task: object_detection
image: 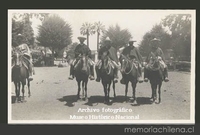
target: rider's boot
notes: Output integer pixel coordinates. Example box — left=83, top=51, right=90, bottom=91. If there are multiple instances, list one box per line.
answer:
left=28, top=65, right=33, bottom=81
left=68, top=65, right=74, bottom=80
left=137, top=65, right=143, bottom=83
left=114, top=68, right=118, bottom=83
left=120, top=76, right=126, bottom=84
left=89, top=66, right=95, bottom=80
left=144, top=67, right=149, bottom=82
left=163, top=68, right=169, bottom=82
left=95, top=66, right=101, bottom=82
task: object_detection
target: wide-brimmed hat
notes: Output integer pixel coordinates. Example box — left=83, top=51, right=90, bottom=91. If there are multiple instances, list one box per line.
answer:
left=105, top=37, right=111, bottom=41
left=77, top=36, right=86, bottom=40
left=129, top=37, right=137, bottom=43
left=151, top=38, right=161, bottom=42
left=16, top=33, right=23, bottom=38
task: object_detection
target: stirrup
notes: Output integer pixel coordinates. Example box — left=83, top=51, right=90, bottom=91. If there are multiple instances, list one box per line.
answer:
left=89, top=76, right=95, bottom=80
left=120, top=79, right=126, bottom=84
left=96, top=78, right=100, bottom=82
left=138, top=78, right=143, bottom=83
left=144, top=78, right=148, bottom=82
left=164, top=77, right=169, bottom=82
left=28, top=77, right=33, bottom=81
left=68, top=76, right=74, bottom=80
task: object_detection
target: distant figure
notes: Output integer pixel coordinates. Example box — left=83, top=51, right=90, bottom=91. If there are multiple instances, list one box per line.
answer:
left=63, top=51, right=67, bottom=63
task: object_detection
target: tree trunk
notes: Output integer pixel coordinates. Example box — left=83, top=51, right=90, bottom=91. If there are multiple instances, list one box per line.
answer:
left=97, top=32, right=99, bottom=51
left=45, top=47, right=47, bottom=66
left=51, top=47, right=55, bottom=66
left=87, top=34, right=89, bottom=48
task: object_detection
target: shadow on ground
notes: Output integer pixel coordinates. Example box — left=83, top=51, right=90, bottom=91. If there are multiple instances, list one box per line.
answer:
left=58, top=95, right=153, bottom=107
left=57, top=95, right=78, bottom=107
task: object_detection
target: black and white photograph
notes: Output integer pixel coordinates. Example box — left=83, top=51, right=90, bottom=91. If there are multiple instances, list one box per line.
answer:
left=8, top=9, right=195, bottom=124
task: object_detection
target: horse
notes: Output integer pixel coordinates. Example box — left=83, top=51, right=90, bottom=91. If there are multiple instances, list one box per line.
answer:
left=146, top=53, right=163, bottom=104
left=120, top=54, right=138, bottom=104
left=12, top=51, right=31, bottom=102
left=99, top=54, right=116, bottom=104
left=74, top=54, right=90, bottom=101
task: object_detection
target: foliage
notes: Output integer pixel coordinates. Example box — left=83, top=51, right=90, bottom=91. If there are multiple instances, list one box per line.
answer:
left=80, top=22, right=95, bottom=47
left=162, top=14, right=191, bottom=57
left=139, top=24, right=171, bottom=56
left=37, top=14, right=73, bottom=55
left=101, top=24, right=132, bottom=50
left=12, top=13, right=49, bottom=48
left=66, top=42, right=79, bottom=59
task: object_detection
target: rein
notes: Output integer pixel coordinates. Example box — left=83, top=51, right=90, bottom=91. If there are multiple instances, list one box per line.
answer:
left=148, top=52, right=160, bottom=71
left=121, top=54, right=135, bottom=75
left=102, top=57, right=112, bottom=75
left=124, top=59, right=135, bottom=75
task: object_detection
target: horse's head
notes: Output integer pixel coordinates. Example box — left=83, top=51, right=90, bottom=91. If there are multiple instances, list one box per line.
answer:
left=12, top=51, right=23, bottom=68
left=101, top=54, right=110, bottom=71
left=121, top=54, right=132, bottom=72
left=149, top=53, right=160, bottom=70
left=78, top=54, right=89, bottom=73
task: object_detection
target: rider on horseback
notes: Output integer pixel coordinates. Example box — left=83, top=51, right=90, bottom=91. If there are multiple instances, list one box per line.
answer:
left=68, top=36, right=95, bottom=80
left=119, top=38, right=144, bottom=84
left=144, top=38, right=169, bottom=82
left=14, top=33, right=34, bottom=81
left=95, top=37, right=120, bottom=83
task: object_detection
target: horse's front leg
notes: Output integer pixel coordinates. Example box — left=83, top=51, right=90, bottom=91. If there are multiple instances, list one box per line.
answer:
left=14, top=82, right=18, bottom=102
left=77, top=81, right=81, bottom=100
left=107, top=83, right=111, bottom=103
left=125, top=82, right=129, bottom=102
left=82, top=81, right=85, bottom=99
left=157, top=82, right=162, bottom=104
left=150, top=83, right=155, bottom=103
left=27, top=80, right=31, bottom=97
left=131, top=82, right=137, bottom=105
left=103, top=84, right=107, bottom=104
left=21, top=84, right=25, bottom=101
left=84, top=80, right=88, bottom=101
left=113, top=80, right=116, bottom=98
left=17, top=82, right=21, bottom=102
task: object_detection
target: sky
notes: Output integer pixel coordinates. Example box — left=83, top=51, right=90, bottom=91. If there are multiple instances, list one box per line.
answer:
left=11, top=10, right=194, bottom=50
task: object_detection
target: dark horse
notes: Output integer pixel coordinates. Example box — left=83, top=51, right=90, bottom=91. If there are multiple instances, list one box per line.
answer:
left=100, top=54, right=116, bottom=104
left=12, top=51, right=31, bottom=102
left=146, top=53, right=163, bottom=104
left=120, top=54, right=138, bottom=104
left=74, top=54, right=90, bottom=101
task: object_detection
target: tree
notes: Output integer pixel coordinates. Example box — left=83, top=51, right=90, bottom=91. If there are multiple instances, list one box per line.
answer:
left=66, top=42, right=79, bottom=60
left=101, top=24, right=132, bottom=50
left=94, top=21, right=106, bottom=50
left=12, top=13, right=49, bottom=48
left=162, top=14, right=191, bottom=58
left=139, top=24, right=171, bottom=57
left=12, top=16, right=34, bottom=47
left=80, top=22, right=95, bottom=48
left=37, top=14, right=73, bottom=58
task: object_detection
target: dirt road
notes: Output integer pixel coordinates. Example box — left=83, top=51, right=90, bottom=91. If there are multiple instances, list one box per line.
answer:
left=11, top=66, right=191, bottom=122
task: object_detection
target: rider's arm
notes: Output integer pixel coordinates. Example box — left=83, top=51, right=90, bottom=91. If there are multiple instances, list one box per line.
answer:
left=87, top=47, right=92, bottom=59
left=158, top=48, right=166, bottom=62
left=135, top=48, right=143, bottom=63
left=74, top=45, right=80, bottom=58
